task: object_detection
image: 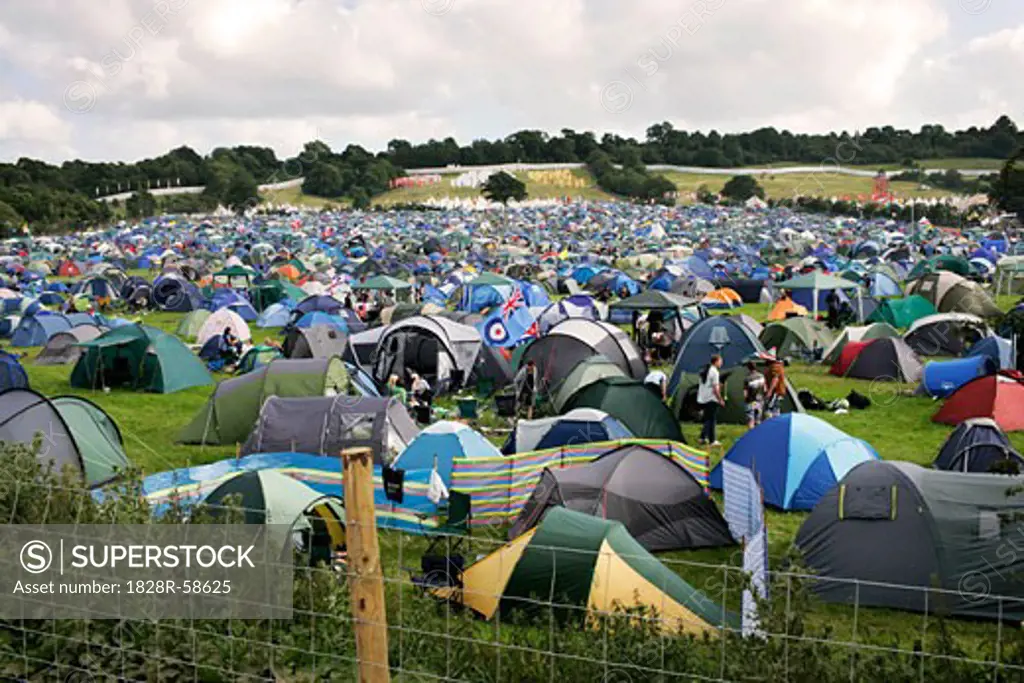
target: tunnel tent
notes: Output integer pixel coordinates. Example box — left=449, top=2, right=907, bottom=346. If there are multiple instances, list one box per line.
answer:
left=562, top=376, right=684, bottom=442
left=508, top=443, right=733, bottom=551
left=520, top=318, right=646, bottom=396
left=551, top=356, right=629, bottom=413
left=432, top=507, right=736, bottom=635
left=236, top=345, right=284, bottom=374
left=34, top=324, right=104, bottom=365
left=0, top=388, right=128, bottom=488
left=794, top=460, right=1024, bottom=620
left=70, top=323, right=213, bottom=394
left=932, top=417, right=1024, bottom=473
left=371, top=315, right=482, bottom=394
left=179, top=356, right=351, bottom=446
left=240, top=395, right=419, bottom=463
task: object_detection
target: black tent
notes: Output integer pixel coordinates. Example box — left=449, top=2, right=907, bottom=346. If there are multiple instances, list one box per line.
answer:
left=932, top=417, right=1024, bottom=473
left=508, top=444, right=733, bottom=552
left=795, top=460, right=1024, bottom=620
left=846, top=337, right=924, bottom=383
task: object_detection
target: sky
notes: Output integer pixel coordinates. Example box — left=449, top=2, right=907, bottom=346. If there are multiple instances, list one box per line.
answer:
left=0, top=0, right=1020, bottom=163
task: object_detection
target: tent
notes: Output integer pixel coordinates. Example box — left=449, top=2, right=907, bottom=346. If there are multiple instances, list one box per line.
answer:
left=795, top=460, right=1024, bottom=620
left=766, top=297, right=808, bottom=321
left=371, top=315, right=482, bottom=395
left=709, top=414, right=878, bottom=511
left=236, top=345, right=284, bottom=374
left=179, top=357, right=351, bottom=445
left=668, top=316, right=765, bottom=394
left=508, top=444, right=733, bottom=552
left=920, top=355, right=996, bottom=399
left=284, top=325, right=348, bottom=360
left=908, top=272, right=1001, bottom=318
left=551, top=356, right=628, bottom=413
left=904, top=313, right=989, bottom=357
left=196, top=307, right=251, bottom=346
left=967, top=335, right=1015, bottom=370
left=932, top=417, right=1024, bottom=473
left=933, top=371, right=1024, bottom=432
left=759, top=318, right=834, bottom=359
left=701, top=288, right=743, bottom=309
left=175, top=309, right=211, bottom=341
left=70, top=324, right=213, bottom=394
left=12, top=313, right=71, bottom=347
left=152, top=274, right=202, bottom=312
left=0, top=389, right=128, bottom=488
left=393, top=421, right=500, bottom=486
left=672, top=361, right=804, bottom=425
left=562, top=376, right=684, bottom=442
left=866, top=295, right=936, bottom=329
left=241, top=395, right=419, bottom=463
left=822, top=323, right=900, bottom=365
left=501, top=408, right=632, bottom=455
left=520, top=319, right=646, bottom=394
left=256, top=301, right=294, bottom=328
left=0, top=351, right=29, bottom=391
left=775, top=272, right=863, bottom=319
left=433, top=507, right=735, bottom=635
left=535, top=295, right=602, bottom=334
left=830, top=337, right=924, bottom=383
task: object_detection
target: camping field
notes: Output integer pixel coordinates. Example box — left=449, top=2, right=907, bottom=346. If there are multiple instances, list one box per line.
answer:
left=12, top=294, right=1024, bottom=669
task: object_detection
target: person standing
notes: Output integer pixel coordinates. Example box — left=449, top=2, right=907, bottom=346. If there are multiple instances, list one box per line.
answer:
left=743, top=360, right=766, bottom=430
left=514, top=359, right=538, bottom=419
left=697, top=354, right=725, bottom=447
left=764, top=357, right=787, bottom=420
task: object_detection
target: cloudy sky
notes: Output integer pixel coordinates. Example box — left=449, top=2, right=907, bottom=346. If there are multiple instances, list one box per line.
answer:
left=0, top=0, right=1020, bottom=163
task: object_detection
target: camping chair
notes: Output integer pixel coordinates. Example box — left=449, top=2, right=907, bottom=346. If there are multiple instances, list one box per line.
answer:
left=409, top=491, right=472, bottom=591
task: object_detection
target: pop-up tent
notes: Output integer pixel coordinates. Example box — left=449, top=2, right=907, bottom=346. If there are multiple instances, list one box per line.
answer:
left=550, top=356, right=628, bottom=413
left=562, top=376, right=684, bottom=443
left=775, top=272, right=864, bottom=320
left=508, top=444, right=733, bottom=552
left=196, top=307, right=251, bottom=346
left=502, top=408, right=632, bottom=455
left=433, top=507, right=736, bottom=635
left=932, top=417, right=1024, bottom=473
left=240, top=395, right=419, bottom=463
left=709, top=414, right=878, bottom=511
left=179, top=357, right=351, bottom=445
left=70, top=324, right=212, bottom=394
left=795, top=460, right=1024, bottom=620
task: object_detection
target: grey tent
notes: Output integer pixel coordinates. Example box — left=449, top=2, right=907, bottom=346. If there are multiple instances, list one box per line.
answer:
left=371, top=315, right=481, bottom=394
left=904, top=313, right=990, bottom=357
left=284, top=325, right=349, bottom=359
left=34, top=324, right=104, bottom=365
left=795, top=460, right=1024, bottom=620
left=521, top=318, right=646, bottom=395
left=844, top=337, right=924, bottom=383
left=240, top=395, right=419, bottom=463
left=344, top=326, right=387, bottom=368
left=508, top=443, right=733, bottom=552
left=932, top=417, right=1024, bottom=473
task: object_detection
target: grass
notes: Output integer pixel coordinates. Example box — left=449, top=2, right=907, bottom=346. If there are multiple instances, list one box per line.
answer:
left=663, top=171, right=957, bottom=202
left=13, top=295, right=1021, bottom=661
left=261, top=185, right=348, bottom=210
left=372, top=168, right=615, bottom=206
left=727, top=158, right=1004, bottom=172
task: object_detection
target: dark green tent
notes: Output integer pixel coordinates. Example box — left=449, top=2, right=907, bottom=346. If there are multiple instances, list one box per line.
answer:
left=70, top=324, right=212, bottom=394
left=563, top=376, right=684, bottom=442
left=759, top=318, right=834, bottom=358
left=867, top=295, right=936, bottom=329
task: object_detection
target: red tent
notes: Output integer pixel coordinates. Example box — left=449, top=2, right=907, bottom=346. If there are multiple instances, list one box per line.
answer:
left=933, top=371, right=1024, bottom=432
left=829, top=341, right=870, bottom=377
left=57, top=260, right=81, bottom=277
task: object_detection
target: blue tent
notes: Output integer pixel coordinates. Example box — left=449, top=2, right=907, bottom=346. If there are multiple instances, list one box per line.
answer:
left=668, top=316, right=764, bottom=394
left=296, top=311, right=348, bottom=333
left=207, top=289, right=258, bottom=321
left=393, top=421, right=500, bottom=487
left=12, top=313, right=71, bottom=347
left=968, top=336, right=1015, bottom=370
left=501, top=408, right=632, bottom=455
left=0, top=351, right=29, bottom=391
left=709, top=414, right=878, bottom=511
left=256, top=301, right=294, bottom=328
left=921, top=355, right=997, bottom=398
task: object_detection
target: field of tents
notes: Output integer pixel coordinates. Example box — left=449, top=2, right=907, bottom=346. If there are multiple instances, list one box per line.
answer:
left=3, top=201, right=1024, bottom=677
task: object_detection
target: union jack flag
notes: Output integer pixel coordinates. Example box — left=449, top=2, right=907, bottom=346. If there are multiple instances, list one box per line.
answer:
left=501, top=287, right=525, bottom=319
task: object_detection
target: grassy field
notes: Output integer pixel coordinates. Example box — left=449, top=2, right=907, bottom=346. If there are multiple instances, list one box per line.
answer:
left=664, top=170, right=957, bottom=202
left=372, top=168, right=615, bottom=206
left=729, top=158, right=1004, bottom=172
left=13, top=294, right=1022, bottom=663
left=261, top=185, right=348, bottom=210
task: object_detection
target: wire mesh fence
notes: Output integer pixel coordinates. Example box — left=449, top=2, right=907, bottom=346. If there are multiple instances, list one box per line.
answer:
left=2, top=465, right=1024, bottom=683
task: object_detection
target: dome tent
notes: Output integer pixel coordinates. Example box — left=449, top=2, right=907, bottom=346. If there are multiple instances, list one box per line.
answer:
left=0, top=389, right=128, bottom=488
left=284, top=325, right=348, bottom=359
left=822, top=322, right=900, bottom=365
left=0, top=351, right=29, bottom=391
left=562, top=376, right=684, bottom=442
left=35, top=325, right=104, bottom=365
left=371, top=315, right=482, bottom=395
left=759, top=318, right=834, bottom=359
left=12, top=313, right=72, bottom=347
left=932, top=417, right=1024, bottom=473
left=795, top=461, right=1024, bottom=620
left=501, top=408, right=632, bottom=455
left=179, top=357, right=351, bottom=446
left=508, top=443, right=733, bottom=552
left=196, top=307, right=251, bottom=346
left=393, top=421, right=501, bottom=487
left=904, top=312, right=989, bottom=357
left=830, top=337, right=924, bottom=383
left=551, top=356, right=629, bottom=413
left=709, top=414, right=878, bottom=511
left=933, top=372, right=1024, bottom=432
left=668, top=316, right=765, bottom=395
left=175, top=309, right=211, bottom=341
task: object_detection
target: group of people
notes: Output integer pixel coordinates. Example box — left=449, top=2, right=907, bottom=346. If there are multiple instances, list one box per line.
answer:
left=387, top=372, right=433, bottom=408
left=695, top=353, right=787, bottom=447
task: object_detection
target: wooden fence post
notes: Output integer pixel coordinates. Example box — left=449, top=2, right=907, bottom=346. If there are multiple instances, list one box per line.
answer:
left=342, top=447, right=391, bottom=683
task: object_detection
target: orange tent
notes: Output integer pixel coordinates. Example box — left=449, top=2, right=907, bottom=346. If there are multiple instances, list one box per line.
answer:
left=274, top=264, right=301, bottom=282
left=701, top=288, right=743, bottom=309
left=766, top=298, right=808, bottom=321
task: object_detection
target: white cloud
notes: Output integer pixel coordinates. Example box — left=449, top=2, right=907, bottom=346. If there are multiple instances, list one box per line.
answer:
left=0, top=0, right=1018, bottom=162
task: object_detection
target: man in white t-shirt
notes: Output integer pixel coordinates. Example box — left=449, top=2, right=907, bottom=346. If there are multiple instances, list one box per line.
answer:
left=644, top=369, right=668, bottom=401
left=696, top=354, right=725, bottom=446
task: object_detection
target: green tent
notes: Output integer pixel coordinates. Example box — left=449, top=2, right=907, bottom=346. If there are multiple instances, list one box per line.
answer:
left=237, top=345, right=284, bottom=375
left=551, top=356, right=628, bottom=412
left=867, top=295, right=936, bottom=329
left=822, top=323, right=901, bottom=365
left=70, top=324, right=213, bottom=394
left=759, top=318, right=834, bottom=358
left=465, top=272, right=514, bottom=287
left=178, top=356, right=350, bottom=445
left=671, top=364, right=804, bottom=424
left=907, top=254, right=971, bottom=280
left=249, top=280, right=306, bottom=312
left=436, top=507, right=735, bottom=635
left=608, top=290, right=698, bottom=312
left=563, top=376, right=684, bottom=442
left=176, top=309, right=211, bottom=341
left=52, top=395, right=130, bottom=487
left=352, top=274, right=412, bottom=291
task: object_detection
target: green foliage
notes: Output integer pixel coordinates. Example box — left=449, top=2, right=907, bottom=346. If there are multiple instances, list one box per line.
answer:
left=301, top=142, right=400, bottom=204
left=990, top=147, right=1024, bottom=217
left=586, top=150, right=675, bottom=204
left=224, top=169, right=260, bottom=214
left=125, top=189, right=157, bottom=219
left=482, top=171, right=528, bottom=204
left=0, top=199, right=23, bottom=236
left=721, top=174, right=765, bottom=201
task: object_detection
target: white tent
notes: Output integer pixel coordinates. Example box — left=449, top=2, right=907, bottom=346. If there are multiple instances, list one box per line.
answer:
left=196, top=308, right=251, bottom=346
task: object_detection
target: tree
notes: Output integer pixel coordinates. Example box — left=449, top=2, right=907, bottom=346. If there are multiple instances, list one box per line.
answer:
left=125, top=190, right=157, bottom=219
left=303, top=162, right=346, bottom=198
left=482, top=171, right=527, bottom=204
left=224, top=169, right=260, bottom=214
left=0, top=200, right=24, bottom=236
left=721, top=175, right=765, bottom=202
left=991, top=148, right=1024, bottom=218
left=351, top=187, right=371, bottom=209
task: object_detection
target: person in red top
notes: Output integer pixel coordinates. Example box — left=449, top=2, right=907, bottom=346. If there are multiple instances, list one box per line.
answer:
left=764, top=357, right=786, bottom=419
